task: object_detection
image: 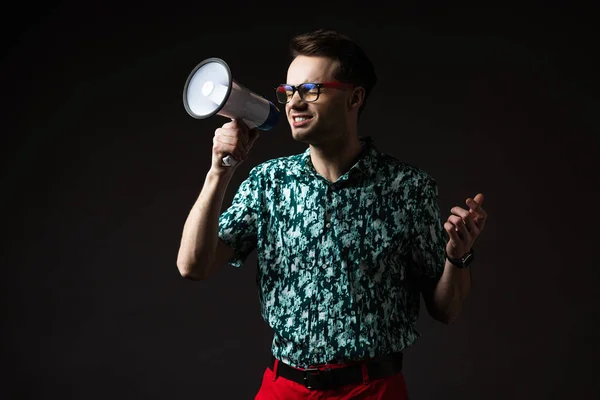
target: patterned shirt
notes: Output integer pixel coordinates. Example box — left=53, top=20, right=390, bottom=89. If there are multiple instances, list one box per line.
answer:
left=218, top=137, right=446, bottom=368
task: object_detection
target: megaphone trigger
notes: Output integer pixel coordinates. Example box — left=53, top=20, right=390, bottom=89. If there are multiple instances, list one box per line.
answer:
left=222, top=155, right=237, bottom=167
left=182, top=58, right=280, bottom=168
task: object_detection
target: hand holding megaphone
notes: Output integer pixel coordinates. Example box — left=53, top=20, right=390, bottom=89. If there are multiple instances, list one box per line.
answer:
left=212, top=119, right=260, bottom=171
left=182, top=58, right=280, bottom=167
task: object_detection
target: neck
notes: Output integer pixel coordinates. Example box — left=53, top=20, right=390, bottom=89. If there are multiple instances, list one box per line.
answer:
left=309, top=134, right=363, bottom=183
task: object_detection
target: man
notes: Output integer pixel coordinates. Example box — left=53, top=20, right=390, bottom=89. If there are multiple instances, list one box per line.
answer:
left=177, top=29, right=487, bottom=399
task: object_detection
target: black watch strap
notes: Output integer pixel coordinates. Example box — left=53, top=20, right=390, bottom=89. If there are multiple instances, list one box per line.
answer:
left=446, top=248, right=474, bottom=268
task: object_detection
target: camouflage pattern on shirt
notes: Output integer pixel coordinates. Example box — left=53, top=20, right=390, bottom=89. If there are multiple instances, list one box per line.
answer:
left=219, top=137, right=446, bottom=368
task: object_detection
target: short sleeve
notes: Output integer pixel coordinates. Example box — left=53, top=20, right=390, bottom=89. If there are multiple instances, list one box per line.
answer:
left=410, top=177, right=446, bottom=281
left=218, top=166, right=261, bottom=268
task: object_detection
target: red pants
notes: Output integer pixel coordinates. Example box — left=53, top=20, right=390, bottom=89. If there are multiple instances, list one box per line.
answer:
left=254, top=359, right=409, bottom=399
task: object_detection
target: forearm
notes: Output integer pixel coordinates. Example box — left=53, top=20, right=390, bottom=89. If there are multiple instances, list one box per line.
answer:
left=431, top=260, right=472, bottom=324
left=176, top=169, right=233, bottom=279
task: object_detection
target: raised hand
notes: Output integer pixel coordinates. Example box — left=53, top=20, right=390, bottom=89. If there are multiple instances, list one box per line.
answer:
left=444, top=193, right=487, bottom=259
left=211, top=119, right=260, bottom=172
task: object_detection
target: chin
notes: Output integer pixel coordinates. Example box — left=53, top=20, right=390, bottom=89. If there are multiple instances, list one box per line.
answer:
left=291, top=128, right=320, bottom=144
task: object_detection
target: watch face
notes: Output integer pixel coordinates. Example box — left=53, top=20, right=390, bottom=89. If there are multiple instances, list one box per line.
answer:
left=462, top=252, right=473, bottom=265
left=446, top=249, right=473, bottom=268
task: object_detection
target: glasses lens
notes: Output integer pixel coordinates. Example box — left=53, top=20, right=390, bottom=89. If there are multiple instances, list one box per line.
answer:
left=276, top=85, right=293, bottom=104
left=299, top=83, right=319, bottom=102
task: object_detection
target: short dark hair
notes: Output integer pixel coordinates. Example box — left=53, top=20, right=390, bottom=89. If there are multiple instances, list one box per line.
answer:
left=289, top=29, right=377, bottom=119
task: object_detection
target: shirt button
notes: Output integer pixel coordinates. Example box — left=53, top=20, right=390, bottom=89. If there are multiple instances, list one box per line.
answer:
left=326, top=223, right=331, bottom=228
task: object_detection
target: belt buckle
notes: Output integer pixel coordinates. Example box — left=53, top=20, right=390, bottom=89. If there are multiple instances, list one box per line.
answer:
left=303, top=367, right=331, bottom=390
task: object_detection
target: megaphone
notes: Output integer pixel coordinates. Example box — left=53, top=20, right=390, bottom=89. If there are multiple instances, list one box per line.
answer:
left=182, top=57, right=280, bottom=167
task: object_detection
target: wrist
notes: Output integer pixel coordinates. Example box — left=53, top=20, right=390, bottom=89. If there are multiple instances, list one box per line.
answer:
left=446, top=248, right=471, bottom=260
left=446, top=248, right=474, bottom=268
left=207, top=167, right=235, bottom=182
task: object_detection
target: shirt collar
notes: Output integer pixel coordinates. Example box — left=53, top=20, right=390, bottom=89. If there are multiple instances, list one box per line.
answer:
left=298, top=136, right=381, bottom=181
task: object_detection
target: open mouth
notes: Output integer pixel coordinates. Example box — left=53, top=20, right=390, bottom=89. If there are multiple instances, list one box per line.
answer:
left=292, top=115, right=313, bottom=127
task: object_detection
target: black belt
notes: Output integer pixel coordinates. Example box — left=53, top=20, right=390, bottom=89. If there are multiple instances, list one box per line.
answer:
left=269, top=352, right=403, bottom=390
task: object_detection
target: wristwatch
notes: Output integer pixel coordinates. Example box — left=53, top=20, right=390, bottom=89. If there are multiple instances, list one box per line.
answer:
left=446, top=248, right=474, bottom=268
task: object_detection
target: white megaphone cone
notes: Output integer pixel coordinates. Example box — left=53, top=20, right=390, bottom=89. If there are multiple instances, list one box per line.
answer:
left=182, top=58, right=280, bottom=167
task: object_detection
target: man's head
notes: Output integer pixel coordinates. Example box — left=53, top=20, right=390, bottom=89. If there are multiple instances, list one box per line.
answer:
left=280, top=29, right=377, bottom=144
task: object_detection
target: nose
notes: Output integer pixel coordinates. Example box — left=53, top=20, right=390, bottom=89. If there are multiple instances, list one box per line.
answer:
left=288, top=89, right=307, bottom=110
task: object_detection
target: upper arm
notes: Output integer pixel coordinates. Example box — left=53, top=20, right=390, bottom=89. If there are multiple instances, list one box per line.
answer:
left=217, top=166, right=262, bottom=268
left=409, top=176, right=446, bottom=281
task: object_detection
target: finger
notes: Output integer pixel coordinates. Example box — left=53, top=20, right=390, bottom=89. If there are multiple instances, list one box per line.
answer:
left=222, top=120, right=242, bottom=132
left=471, top=211, right=486, bottom=231
left=466, top=196, right=487, bottom=219
left=448, top=215, right=472, bottom=242
left=213, top=141, right=243, bottom=162
left=223, top=118, right=244, bottom=128
left=214, top=130, right=240, bottom=146
left=216, top=128, right=250, bottom=148
left=466, top=193, right=484, bottom=207
left=212, top=141, right=236, bottom=162
left=231, top=122, right=252, bottom=152
left=466, top=196, right=486, bottom=216
left=216, top=127, right=242, bottom=138
left=474, top=193, right=484, bottom=206
left=222, top=119, right=249, bottom=138
left=232, top=118, right=251, bottom=131
left=213, top=135, right=246, bottom=161
left=444, top=221, right=461, bottom=243
left=451, top=206, right=478, bottom=236
left=216, top=129, right=250, bottom=152
left=451, top=206, right=470, bottom=219
left=226, top=119, right=251, bottom=138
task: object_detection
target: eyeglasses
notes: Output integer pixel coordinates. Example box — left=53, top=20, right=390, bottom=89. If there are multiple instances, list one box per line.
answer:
left=274, top=82, right=354, bottom=104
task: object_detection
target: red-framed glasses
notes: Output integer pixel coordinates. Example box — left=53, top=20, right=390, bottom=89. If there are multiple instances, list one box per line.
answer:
left=274, top=82, right=354, bottom=104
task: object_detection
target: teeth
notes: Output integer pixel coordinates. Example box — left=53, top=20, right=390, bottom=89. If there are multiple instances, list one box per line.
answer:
left=294, top=117, right=310, bottom=122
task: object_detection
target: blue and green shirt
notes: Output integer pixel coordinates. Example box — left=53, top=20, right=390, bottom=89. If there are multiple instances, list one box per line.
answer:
left=218, top=137, right=446, bottom=368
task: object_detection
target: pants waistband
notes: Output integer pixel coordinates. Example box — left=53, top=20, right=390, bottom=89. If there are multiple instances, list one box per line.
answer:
left=269, top=352, right=403, bottom=390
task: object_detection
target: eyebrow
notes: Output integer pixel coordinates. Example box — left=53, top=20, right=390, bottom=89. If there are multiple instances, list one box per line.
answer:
left=286, top=78, right=327, bottom=85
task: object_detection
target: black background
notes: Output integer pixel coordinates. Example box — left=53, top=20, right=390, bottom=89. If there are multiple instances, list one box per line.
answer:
left=2, top=2, right=598, bottom=399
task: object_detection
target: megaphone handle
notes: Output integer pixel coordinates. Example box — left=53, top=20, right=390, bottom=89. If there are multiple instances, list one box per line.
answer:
left=222, top=155, right=238, bottom=167
left=220, top=117, right=254, bottom=167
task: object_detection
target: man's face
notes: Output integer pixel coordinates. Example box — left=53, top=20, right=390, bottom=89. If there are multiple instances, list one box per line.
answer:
left=285, top=55, right=351, bottom=144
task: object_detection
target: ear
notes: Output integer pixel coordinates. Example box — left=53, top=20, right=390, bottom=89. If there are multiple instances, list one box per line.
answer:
left=348, top=86, right=365, bottom=110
